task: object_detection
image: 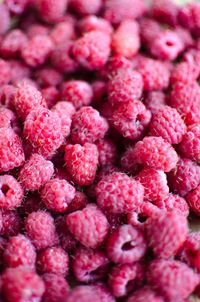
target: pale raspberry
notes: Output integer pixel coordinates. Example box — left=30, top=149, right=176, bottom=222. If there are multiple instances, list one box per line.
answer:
left=78, top=15, right=113, bottom=35
left=0, top=175, right=23, bottom=210
left=70, top=0, right=102, bottom=16
left=36, top=0, right=68, bottom=23
left=180, top=124, right=200, bottom=163
left=155, top=194, right=189, bottom=217
left=187, top=184, right=200, bottom=216
left=66, top=204, right=109, bottom=248
left=127, top=287, right=165, bottom=302
left=170, top=61, right=200, bottom=85
left=42, top=273, right=70, bottom=302
left=95, top=138, right=117, bottom=167
left=35, top=68, right=63, bottom=87
left=0, top=29, right=27, bottom=58
left=0, top=211, right=21, bottom=237
left=66, top=285, right=115, bottom=302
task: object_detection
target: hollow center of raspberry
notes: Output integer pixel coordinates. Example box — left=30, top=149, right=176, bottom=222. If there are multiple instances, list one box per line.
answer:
left=138, top=214, right=148, bottom=223
left=1, top=184, right=10, bottom=195
left=166, top=41, right=174, bottom=47
left=122, top=241, right=134, bottom=251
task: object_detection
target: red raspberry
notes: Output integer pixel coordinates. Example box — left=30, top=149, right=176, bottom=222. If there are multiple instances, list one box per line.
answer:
left=25, top=210, right=59, bottom=250
left=111, top=100, right=151, bottom=140
left=61, top=80, right=93, bottom=109
left=2, top=267, right=45, bottom=302
left=144, top=91, right=166, bottom=114
left=168, top=158, right=200, bottom=196
left=36, top=0, right=68, bottom=23
left=21, top=35, right=53, bottom=67
left=0, top=29, right=27, bottom=58
left=66, top=204, right=109, bottom=248
left=133, top=136, right=178, bottom=172
left=0, top=3, right=10, bottom=35
left=109, top=263, right=143, bottom=297
left=67, top=191, right=88, bottom=213
left=106, top=224, right=147, bottom=264
left=23, top=108, right=63, bottom=158
left=170, top=82, right=200, bottom=126
left=111, top=20, right=140, bottom=59
left=19, top=154, right=54, bottom=191
left=4, top=234, right=36, bottom=270
left=64, top=143, right=99, bottom=186
left=96, top=172, right=144, bottom=214
left=0, top=127, right=25, bottom=173
left=180, top=124, right=200, bottom=163
left=41, top=178, right=75, bottom=213
left=170, top=61, right=200, bottom=85
left=187, top=184, right=200, bottom=216
left=50, top=20, right=76, bottom=46
left=147, top=259, right=199, bottom=302
left=37, top=246, right=69, bottom=276
left=41, top=86, right=60, bottom=108
left=4, top=0, right=29, bottom=15
left=35, top=68, right=63, bottom=87
left=108, top=70, right=143, bottom=105
left=137, top=58, right=170, bottom=91
left=104, top=0, right=146, bottom=24
left=149, top=105, right=186, bottom=145
left=70, top=0, right=102, bottom=16
left=0, top=175, right=23, bottom=210
left=151, top=0, right=179, bottom=26
left=72, top=248, right=109, bottom=282
left=146, top=211, right=188, bottom=259
left=78, top=16, right=113, bottom=35
left=95, top=138, right=117, bottom=167
left=127, top=287, right=165, bottom=302
left=42, top=273, right=70, bottom=302
left=179, top=2, right=200, bottom=36
left=0, top=210, right=22, bottom=237
left=140, top=18, right=162, bottom=44
left=155, top=194, right=189, bottom=217
left=72, top=30, right=111, bottom=71
left=66, top=285, right=115, bottom=302
left=13, top=84, right=46, bottom=121
left=0, top=59, right=11, bottom=86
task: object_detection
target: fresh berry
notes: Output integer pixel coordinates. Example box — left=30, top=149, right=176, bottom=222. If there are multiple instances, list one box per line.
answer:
left=0, top=29, right=27, bottom=58
left=170, top=61, right=200, bottom=85
left=70, top=0, right=102, bottom=16
left=78, top=15, right=113, bottom=35
left=42, top=273, right=70, bottom=302
left=127, top=287, right=165, bottom=302
left=95, top=138, right=117, bottom=167
left=144, top=91, right=166, bottom=114
left=180, top=124, right=200, bottom=163
left=179, top=2, right=200, bottom=36
left=67, top=191, right=88, bottom=213
left=0, top=59, right=11, bottom=86
left=0, top=175, right=23, bottom=210
left=152, top=0, right=179, bottom=25
left=50, top=20, right=76, bottom=45
left=4, top=0, right=29, bottom=15
left=0, top=210, right=22, bottom=237
left=0, top=4, right=10, bottom=35
left=35, top=68, right=63, bottom=87
left=155, top=194, right=189, bottom=217
left=187, top=184, right=200, bottom=216
left=36, top=0, right=68, bottom=23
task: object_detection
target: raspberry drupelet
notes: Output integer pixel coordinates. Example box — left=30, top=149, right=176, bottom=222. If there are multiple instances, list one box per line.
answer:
left=0, top=175, right=23, bottom=210
left=42, top=273, right=70, bottom=302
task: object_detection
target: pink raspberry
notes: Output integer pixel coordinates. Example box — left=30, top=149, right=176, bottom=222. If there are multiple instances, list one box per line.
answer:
left=0, top=107, right=20, bottom=134
left=120, top=146, right=141, bottom=175
left=2, top=267, right=45, bottom=302
left=23, top=108, right=63, bottom=158
left=140, top=18, right=162, bottom=44
left=41, top=178, right=75, bottom=213
left=111, top=100, right=151, bottom=140
left=155, top=194, right=189, bottom=217
left=66, top=204, right=109, bottom=248
left=127, top=287, right=165, bottom=302
left=187, top=184, right=200, bottom=216
left=21, top=35, right=53, bottom=67
left=25, top=210, right=59, bottom=250
left=0, top=210, right=22, bottom=237
left=19, top=154, right=54, bottom=191
left=0, top=59, right=11, bottom=86
left=35, top=68, right=63, bottom=87
left=137, top=58, right=170, bottom=91
left=70, top=0, right=102, bottom=16
left=41, top=86, right=60, bottom=108
left=50, top=20, right=76, bottom=46
left=146, top=211, right=188, bottom=259
left=149, top=105, right=186, bottom=144
left=0, top=84, right=16, bottom=109
left=106, top=55, right=133, bottom=78
left=61, top=80, right=93, bottom=109
left=170, top=61, right=200, bottom=85
left=26, top=23, right=50, bottom=38
left=4, top=0, right=29, bottom=15
left=151, top=0, right=179, bottom=26
left=72, top=30, right=111, bottom=70
left=144, top=91, right=166, bottom=114
left=37, top=246, right=69, bottom=276
left=13, top=84, right=46, bottom=121
left=180, top=124, right=200, bottom=163
left=66, top=285, right=115, bottom=302
left=0, top=127, right=25, bottom=173
left=109, top=263, right=143, bottom=297
left=106, top=224, right=147, bottom=264
left=168, top=158, right=200, bottom=196
left=0, top=175, right=23, bottom=210
left=133, top=136, right=178, bottom=172
left=36, top=0, right=68, bottom=23
left=0, top=29, right=27, bottom=58
left=0, top=3, right=10, bottom=35
left=95, top=138, right=117, bottom=167
left=78, top=16, right=113, bottom=35
left=64, top=143, right=99, bottom=186
left=96, top=172, right=144, bottom=214
left=175, top=26, right=194, bottom=49
left=72, top=247, right=109, bottom=282
left=147, top=259, right=199, bottom=302
left=9, top=61, right=31, bottom=84
left=67, top=191, right=88, bottom=213
left=55, top=215, right=77, bottom=252
left=42, top=273, right=70, bottom=302
left=108, top=70, right=143, bottom=105
left=111, top=20, right=140, bottom=59
left=3, top=234, right=36, bottom=270
left=179, top=2, right=200, bottom=36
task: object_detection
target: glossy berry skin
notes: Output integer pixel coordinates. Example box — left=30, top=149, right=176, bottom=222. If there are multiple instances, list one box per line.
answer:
left=66, top=285, right=115, bottom=302
left=180, top=124, right=200, bottom=163
left=0, top=175, right=23, bottom=210
left=127, top=287, right=165, bottom=302
left=66, top=204, right=109, bottom=249
left=42, top=273, right=70, bottom=302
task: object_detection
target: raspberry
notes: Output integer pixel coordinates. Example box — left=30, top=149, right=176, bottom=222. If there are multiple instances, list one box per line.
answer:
left=40, top=178, right=75, bottom=213
left=9, top=61, right=31, bottom=84
left=72, top=248, right=109, bottom=282
left=155, top=194, right=189, bottom=217
left=64, top=143, right=99, bottom=186
left=78, top=16, right=113, bottom=35
left=13, top=84, right=46, bottom=121
left=2, top=267, right=45, bottom=302
left=175, top=26, right=194, bottom=49
left=96, top=172, right=144, bottom=214
left=149, top=105, right=186, bottom=144
left=140, top=18, right=162, bottom=44
left=37, top=246, right=69, bottom=276
left=0, top=107, right=20, bottom=132
left=66, top=204, right=109, bottom=248
left=109, top=263, right=143, bottom=297
left=179, top=124, right=200, bottom=163
left=26, top=23, right=50, bottom=38
left=95, top=138, right=117, bottom=167
left=0, top=84, right=16, bottom=109
left=36, top=0, right=68, bottom=23
left=4, top=0, right=29, bottom=15
left=21, top=35, right=53, bottom=68
left=0, top=4, right=10, bottom=35
left=19, top=193, right=44, bottom=216
left=170, top=61, right=200, bottom=85
left=147, top=259, right=199, bottom=301
left=146, top=211, right=188, bottom=259
left=106, top=224, right=147, bottom=264
left=0, top=29, right=27, bottom=58
left=144, top=91, right=166, bottom=114
left=106, top=55, right=133, bottom=78
left=55, top=215, right=77, bottom=252
left=66, top=285, right=115, bottom=302
left=72, top=30, right=111, bottom=70
left=23, top=108, right=63, bottom=158
left=179, top=2, right=200, bottom=36
left=133, top=136, right=178, bottom=172
left=0, top=210, right=22, bottom=237
left=0, top=59, right=11, bottom=86
left=70, top=0, right=102, bottom=16
left=0, top=127, right=25, bottom=173
left=41, top=86, right=60, bottom=108
left=50, top=20, right=76, bottom=46
left=111, top=20, right=140, bottom=59
left=3, top=234, right=36, bottom=270
left=127, top=287, right=165, bottom=302
left=35, top=68, right=63, bottom=87
left=108, top=70, right=143, bottom=105
left=120, top=146, right=141, bottom=175
left=19, top=154, right=54, bottom=191
left=61, top=80, right=93, bottom=109
left=51, top=102, right=73, bottom=138
left=168, top=158, right=200, bottom=196
left=67, top=191, right=88, bottom=213
left=137, top=58, right=170, bottom=91
left=151, top=0, right=179, bottom=26
left=0, top=175, right=23, bottom=210
left=111, top=100, right=151, bottom=140
left=42, top=273, right=70, bottom=302
left=25, top=210, right=59, bottom=250
left=187, top=184, right=200, bottom=216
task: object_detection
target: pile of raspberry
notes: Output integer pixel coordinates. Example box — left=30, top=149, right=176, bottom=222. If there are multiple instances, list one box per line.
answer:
left=1, top=0, right=200, bottom=301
